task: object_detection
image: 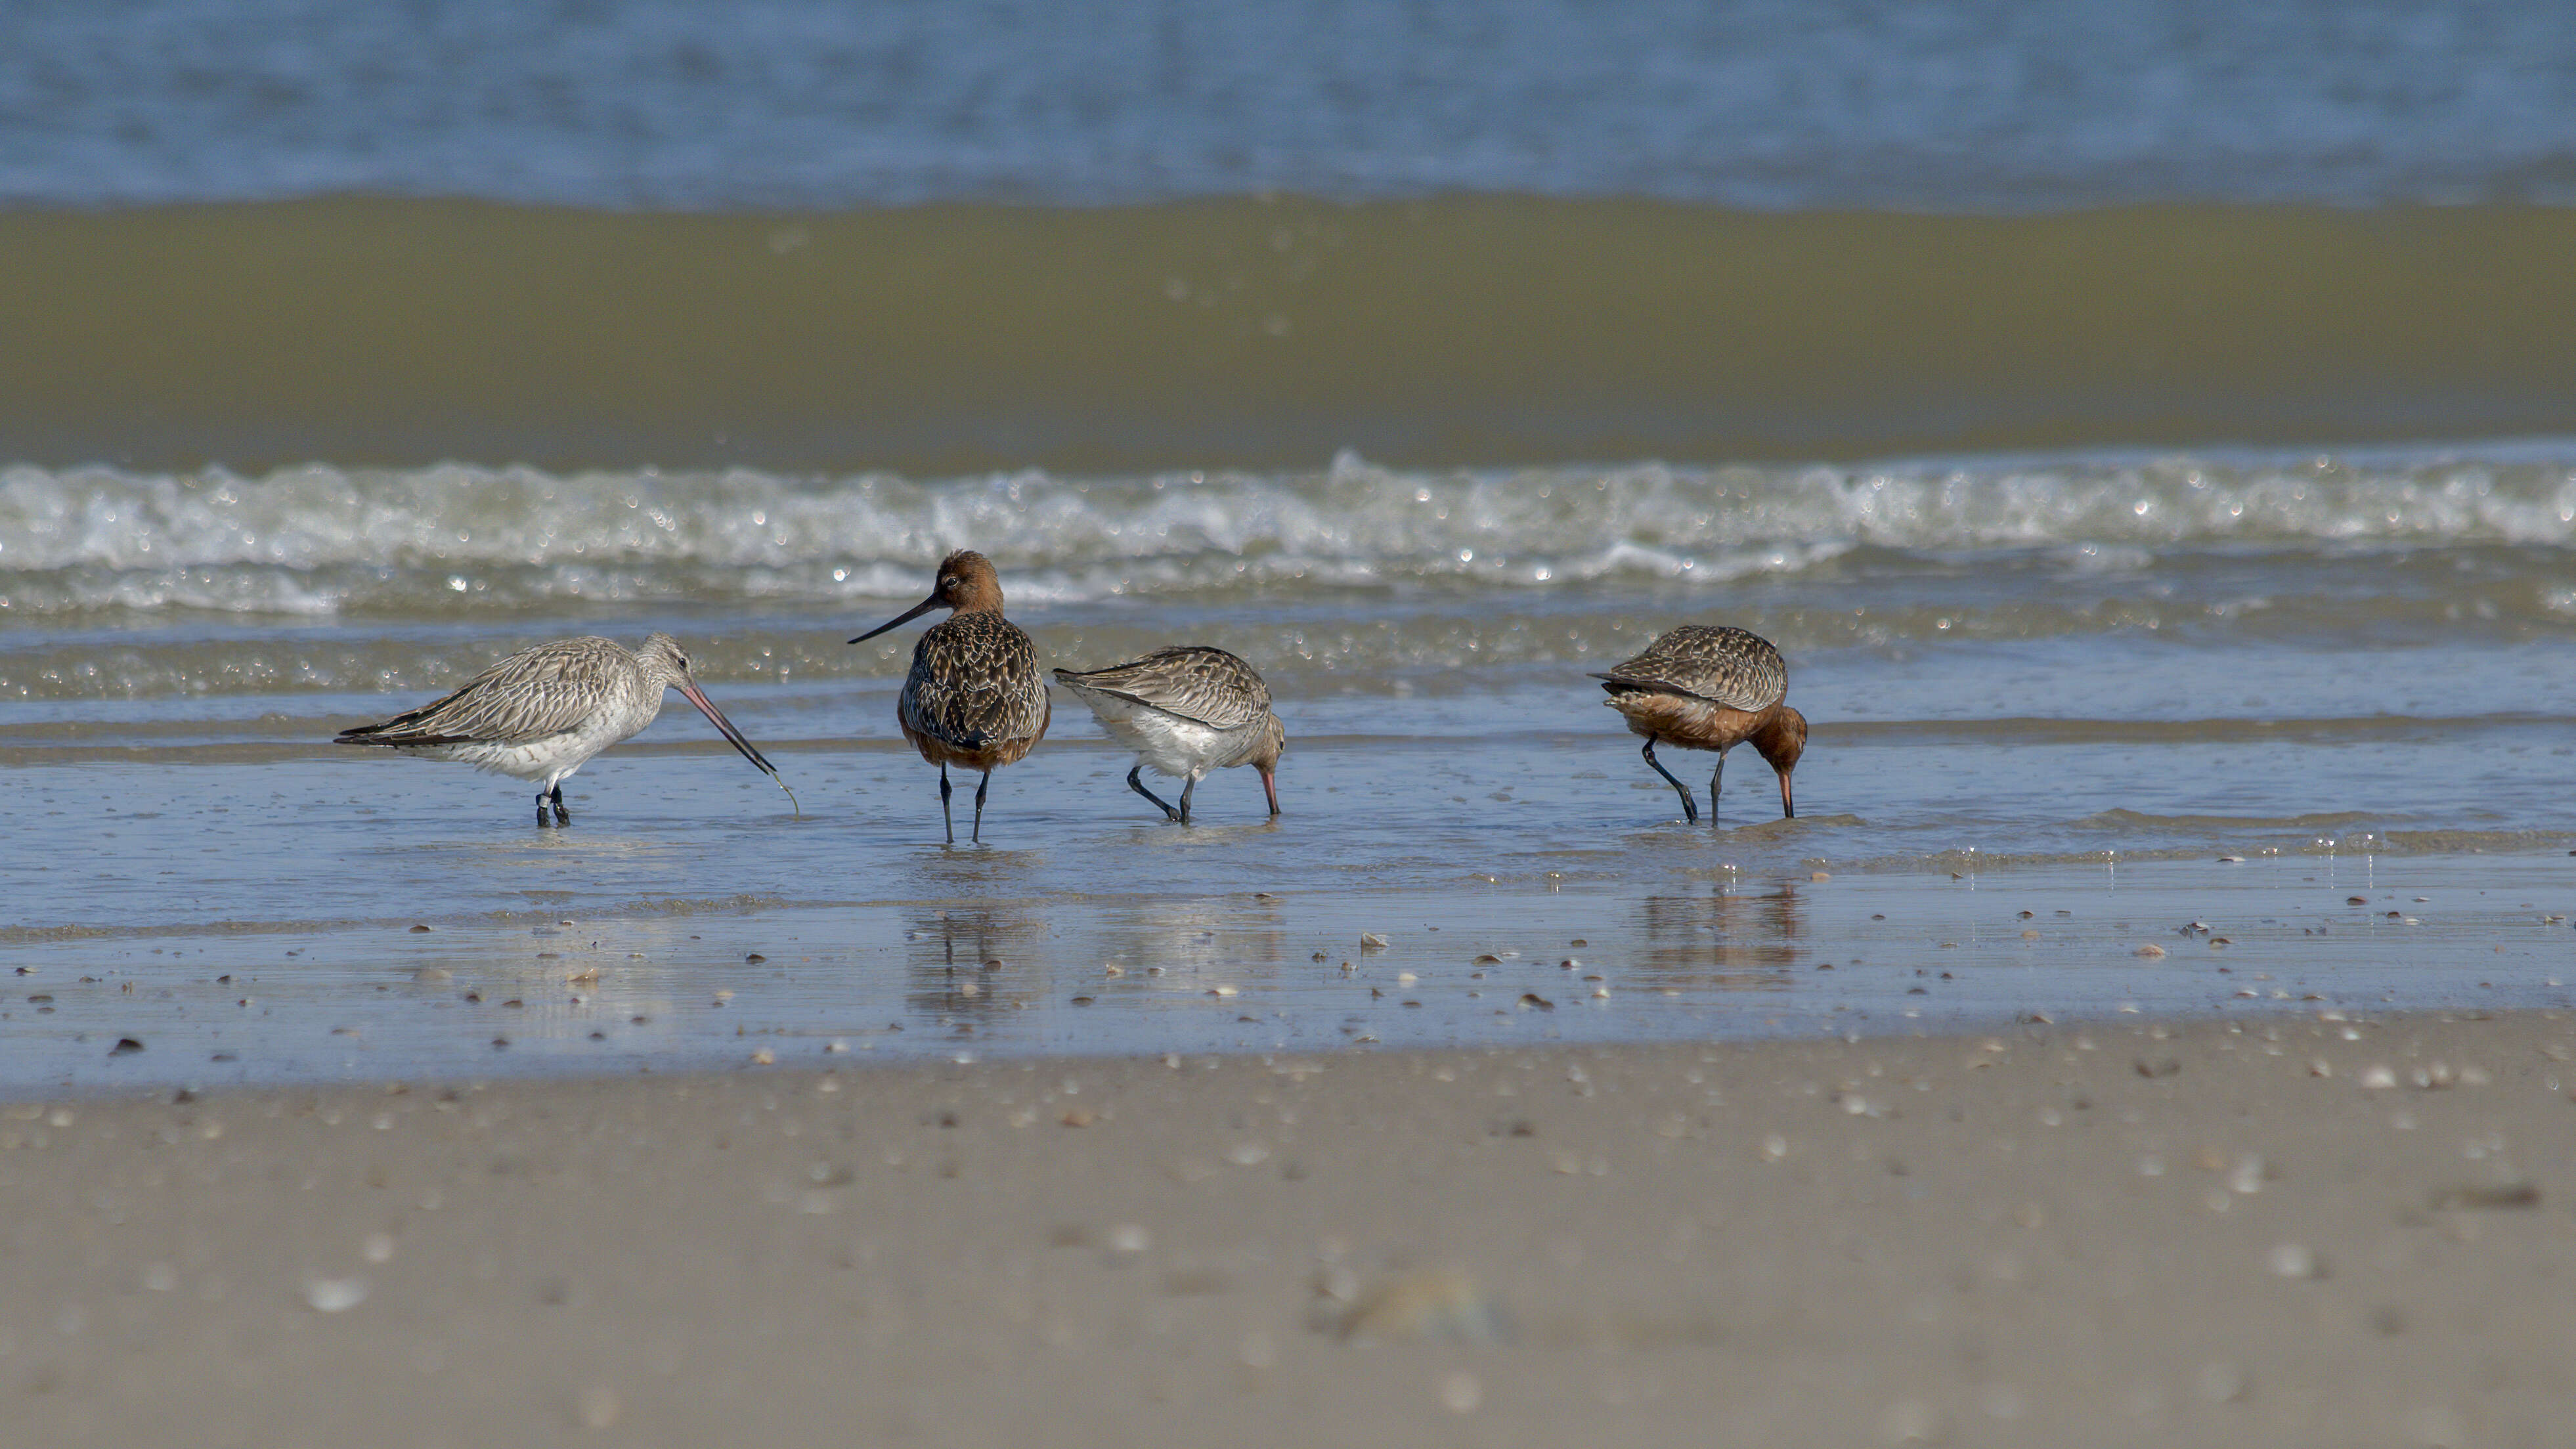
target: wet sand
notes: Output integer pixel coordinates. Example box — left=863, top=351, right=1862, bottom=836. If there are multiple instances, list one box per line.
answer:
left=12, top=680, right=2576, bottom=1095
left=5, top=1008, right=2569, bottom=1447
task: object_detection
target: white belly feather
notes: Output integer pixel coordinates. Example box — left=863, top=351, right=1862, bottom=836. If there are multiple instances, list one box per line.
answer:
left=384, top=704, right=653, bottom=787
left=1069, top=686, right=1236, bottom=780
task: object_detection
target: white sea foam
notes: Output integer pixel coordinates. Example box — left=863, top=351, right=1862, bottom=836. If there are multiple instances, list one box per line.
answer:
left=6, top=448, right=2576, bottom=618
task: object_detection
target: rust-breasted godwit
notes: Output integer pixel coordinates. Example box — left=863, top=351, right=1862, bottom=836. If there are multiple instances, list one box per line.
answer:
left=333, top=633, right=796, bottom=826
left=1591, top=624, right=1806, bottom=823
left=849, top=550, right=1050, bottom=844
left=1053, top=645, right=1285, bottom=823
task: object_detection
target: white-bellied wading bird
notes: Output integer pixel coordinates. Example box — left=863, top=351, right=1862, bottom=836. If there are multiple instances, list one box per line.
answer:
left=848, top=550, right=1050, bottom=844
left=333, top=633, right=796, bottom=826
left=1591, top=624, right=1806, bottom=823
left=1053, top=645, right=1285, bottom=823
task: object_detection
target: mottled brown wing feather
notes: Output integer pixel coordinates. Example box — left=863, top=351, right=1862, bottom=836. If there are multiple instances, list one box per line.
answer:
left=902, top=614, right=1051, bottom=749
left=336, top=637, right=632, bottom=746
left=1051, top=645, right=1271, bottom=729
left=1588, top=625, right=1786, bottom=711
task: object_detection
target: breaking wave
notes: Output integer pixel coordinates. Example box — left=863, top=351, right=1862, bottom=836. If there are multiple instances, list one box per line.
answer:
left=9, top=446, right=2576, bottom=620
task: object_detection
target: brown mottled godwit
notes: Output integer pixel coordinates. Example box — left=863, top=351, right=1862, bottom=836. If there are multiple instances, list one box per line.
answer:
left=1591, top=624, right=1806, bottom=823
left=1053, top=645, right=1285, bottom=823
left=333, top=633, right=796, bottom=825
left=849, top=550, right=1051, bottom=844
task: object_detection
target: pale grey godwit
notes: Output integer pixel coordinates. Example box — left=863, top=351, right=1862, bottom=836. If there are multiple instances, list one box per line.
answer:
left=1053, top=645, right=1285, bottom=823
left=848, top=550, right=1051, bottom=844
left=333, top=633, right=796, bottom=826
left=1590, top=624, right=1806, bottom=822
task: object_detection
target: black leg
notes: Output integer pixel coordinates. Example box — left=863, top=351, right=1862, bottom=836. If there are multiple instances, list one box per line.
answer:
left=1708, top=748, right=1724, bottom=825
left=971, top=771, right=990, bottom=843
left=1177, top=775, right=1198, bottom=824
left=938, top=766, right=954, bottom=844
left=535, top=789, right=553, bottom=829
left=1126, top=766, right=1179, bottom=821
left=1642, top=741, right=1697, bottom=823
left=550, top=784, right=571, bottom=827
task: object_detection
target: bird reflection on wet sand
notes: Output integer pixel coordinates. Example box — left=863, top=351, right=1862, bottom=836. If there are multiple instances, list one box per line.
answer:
left=905, top=907, right=1049, bottom=1027
left=1632, top=883, right=1805, bottom=987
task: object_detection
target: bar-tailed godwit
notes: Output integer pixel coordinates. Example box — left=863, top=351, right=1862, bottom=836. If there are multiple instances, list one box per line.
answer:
left=333, top=633, right=796, bottom=825
left=1053, top=645, right=1285, bottom=823
left=1591, top=624, right=1806, bottom=823
left=849, top=550, right=1051, bottom=844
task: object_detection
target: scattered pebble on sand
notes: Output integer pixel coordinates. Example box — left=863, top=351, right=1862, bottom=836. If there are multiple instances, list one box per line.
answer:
left=1437, top=1372, right=1483, bottom=1414
left=2428, top=1182, right=2540, bottom=1211
left=302, top=1276, right=370, bottom=1312
left=1332, top=1268, right=1500, bottom=1343
left=2266, top=1243, right=2325, bottom=1280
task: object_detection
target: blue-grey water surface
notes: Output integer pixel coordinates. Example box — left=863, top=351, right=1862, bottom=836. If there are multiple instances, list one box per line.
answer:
left=9, top=0, right=2576, bottom=209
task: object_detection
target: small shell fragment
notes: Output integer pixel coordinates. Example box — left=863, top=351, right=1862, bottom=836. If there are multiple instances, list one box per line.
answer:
left=1332, top=1268, right=1501, bottom=1344
left=2265, top=1243, right=2323, bottom=1280
left=303, top=1276, right=370, bottom=1312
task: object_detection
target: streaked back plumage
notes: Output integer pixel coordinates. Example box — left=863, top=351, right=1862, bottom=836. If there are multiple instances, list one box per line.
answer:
left=336, top=634, right=672, bottom=752
left=1589, top=624, right=1786, bottom=710
left=1054, top=645, right=1273, bottom=731
left=899, top=610, right=1052, bottom=766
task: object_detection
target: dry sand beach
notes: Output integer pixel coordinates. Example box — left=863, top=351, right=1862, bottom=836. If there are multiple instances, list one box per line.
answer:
left=5, top=1009, right=2571, bottom=1448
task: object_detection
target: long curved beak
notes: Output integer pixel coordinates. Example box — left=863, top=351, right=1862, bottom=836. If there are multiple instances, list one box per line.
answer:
left=1778, top=767, right=1795, bottom=820
left=676, top=678, right=800, bottom=816
left=1261, top=766, right=1280, bottom=817
left=848, top=594, right=942, bottom=644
